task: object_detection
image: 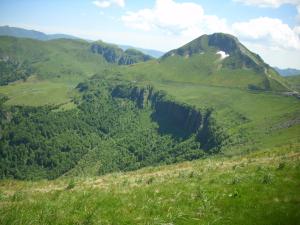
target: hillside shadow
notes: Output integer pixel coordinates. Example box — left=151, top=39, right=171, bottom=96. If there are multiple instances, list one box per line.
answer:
left=150, top=111, right=193, bottom=141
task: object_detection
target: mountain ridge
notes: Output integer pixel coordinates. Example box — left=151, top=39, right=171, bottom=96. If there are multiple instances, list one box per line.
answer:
left=0, top=25, right=79, bottom=41
left=123, top=33, right=291, bottom=92
left=274, top=67, right=300, bottom=76
left=162, top=33, right=269, bottom=72
left=0, top=25, right=164, bottom=58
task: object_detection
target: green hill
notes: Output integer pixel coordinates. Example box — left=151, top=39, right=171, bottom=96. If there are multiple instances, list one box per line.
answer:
left=0, top=36, right=152, bottom=85
left=123, top=33, right=290, bottom=92
left=286, top=74, right=300, bottom=92
left=0, top=33, right=299, bottom=224
left=0, top=36, right=152, bottom=106
left=0, top=144, right=299, bottom=224
left=0, top=36, right=110, bottom=81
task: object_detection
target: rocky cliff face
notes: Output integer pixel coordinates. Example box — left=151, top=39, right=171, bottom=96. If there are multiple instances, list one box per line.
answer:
left=91, top=43, right=122, bottom=64
left=111, top=84, right=225, bottom=150
left=91, top=42, right=152, bottom=65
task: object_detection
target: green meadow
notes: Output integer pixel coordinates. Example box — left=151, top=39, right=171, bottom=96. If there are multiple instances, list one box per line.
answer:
left=0, top=144, right=299, bottom=225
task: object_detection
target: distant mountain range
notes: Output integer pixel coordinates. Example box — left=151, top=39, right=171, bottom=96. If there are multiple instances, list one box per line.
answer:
left=119, top=45, right=164, bottom=58
left=274, top=67, right=300, bottom=76
left=0, top=25, right=79, bottom=41
left=0, top=25, right=164, bottom=58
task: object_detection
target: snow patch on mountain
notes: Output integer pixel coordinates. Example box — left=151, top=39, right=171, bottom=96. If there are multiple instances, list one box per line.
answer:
left=216, top=51, right=229, bottom=60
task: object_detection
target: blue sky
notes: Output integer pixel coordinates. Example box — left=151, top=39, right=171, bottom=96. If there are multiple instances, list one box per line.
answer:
left=0, top=0, right=300, bottom=69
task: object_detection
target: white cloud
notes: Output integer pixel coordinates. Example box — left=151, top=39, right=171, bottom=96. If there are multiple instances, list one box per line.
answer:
left=232, top=17, right=300, bottom=50
left=121, top=0, right=300, bottom=50
left=243, top=41, right=300, bottom=68
left=235, top=0, right=300, bottom=27
left=92, top=0, right=125, bottom=8
left=234, top=0, right=300, bottom=8
left=119, top=0, right=300, bottom=68
left=294, top=25, right=300, bottom=34
left=235, top=0, right=300, bottom=28
left=122, top=0, right=229, bottom=38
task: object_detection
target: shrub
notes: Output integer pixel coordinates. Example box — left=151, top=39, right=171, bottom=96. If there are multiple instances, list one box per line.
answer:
left=146, top=177, right=155, bottom=184
left=261, top=174, right=272, bottom=184
left=66, top=179, right=76, bottom=190
left=277, top=162, right=285, bottom=170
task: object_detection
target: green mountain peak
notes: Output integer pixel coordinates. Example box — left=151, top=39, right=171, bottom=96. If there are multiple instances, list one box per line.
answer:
left=162, top=33, right=264, bottom=70
left=159, top=33, right=290, bottom=91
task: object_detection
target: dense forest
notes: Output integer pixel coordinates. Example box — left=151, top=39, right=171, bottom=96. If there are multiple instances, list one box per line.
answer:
left=0, top=76, right=221, bottom=180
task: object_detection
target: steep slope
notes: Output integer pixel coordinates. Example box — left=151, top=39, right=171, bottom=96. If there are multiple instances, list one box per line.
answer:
left=118, top=33, right=299, bottom=156
left=286, top=74, right=300, bottom=92
left=0, top=36, right=110, bottom=82
left=91, top=41, right=153, bottom=65
left=0, top=34, right=299, bottom=178
left=0, top=144, right=299, bottom=225
left=124, top=33, right=290, bottom=92
left=0, top=77, right=224, bottom=179
left=0, top=31, right=299, bottom=225
left=0, top=36, right=113, bottom=106
left=163, top=33, right=267, bottom=72
left=0, top=36, right=152, bottom=86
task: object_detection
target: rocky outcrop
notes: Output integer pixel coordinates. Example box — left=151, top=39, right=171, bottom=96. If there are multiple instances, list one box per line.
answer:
left=161, top=33, right=266, bottom=73
left=91, top=42, right=152, bottom=65
left=111, top=84, right=225, bottom=150
left=91, top=43, right=123, bottom=64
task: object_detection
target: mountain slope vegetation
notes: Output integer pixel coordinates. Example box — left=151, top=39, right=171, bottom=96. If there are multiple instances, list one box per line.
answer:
left=1, top=77, right=224, bottom=179
left=0, top=36, right=151, bottom=85
left=0, top=31, right=299, bottom=224
left=286, top=74, right=300, bottom=92
left=0, top=25, right=164, bottom=58
left=91, top=41, right=153, bottom=65
left=0, top=144, right=299, bottom=225
left=124, top=33, right=290, bottom=92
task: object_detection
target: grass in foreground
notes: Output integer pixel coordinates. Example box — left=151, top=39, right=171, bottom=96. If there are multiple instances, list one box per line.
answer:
left=0, top=144, right=299, bottom=225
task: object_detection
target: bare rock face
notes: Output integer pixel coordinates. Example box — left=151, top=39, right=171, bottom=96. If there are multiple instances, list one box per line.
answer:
left=91, top=42, right=152, bottom=65
left=111, top=84, right=226, bottom=150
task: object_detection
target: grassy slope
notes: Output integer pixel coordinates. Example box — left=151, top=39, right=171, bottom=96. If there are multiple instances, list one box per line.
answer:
left=0, top=36, right=298, bottom=153
left=286, top=75, right=300, bottom=92
left=153, top=81, right=300, bottom=150
left=0, top=36, right=298, bottom=157
left=122, top=55, right=265, bottom=89
left=0, top=144, right=299, bottom=225
left=119, top=58, right=300, bottom=153
left=0, top=36, right=299, bottom=224
left=0, top=37, right=114, bottom=106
